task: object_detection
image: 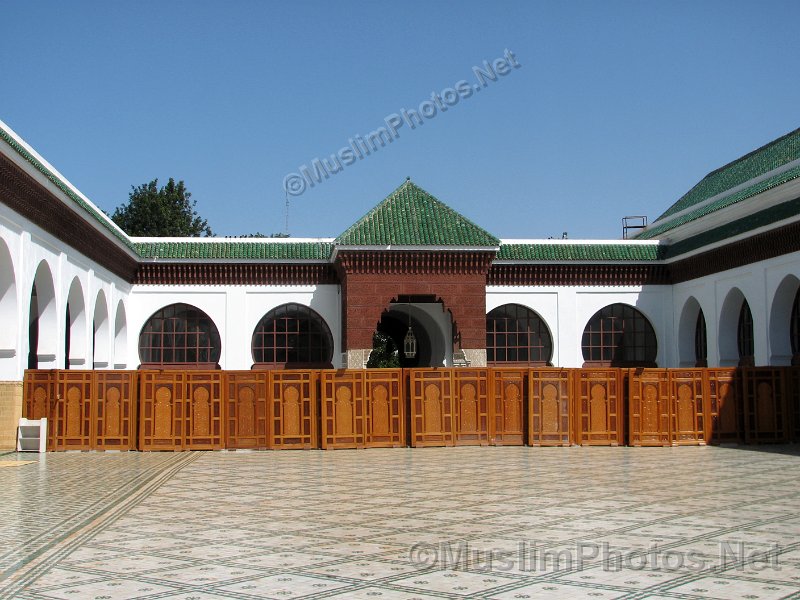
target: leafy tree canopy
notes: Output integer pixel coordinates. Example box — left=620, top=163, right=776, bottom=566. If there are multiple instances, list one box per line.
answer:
left=366, top=332, right=401, bottom=368
left=111, top=178, right=212, bottom=237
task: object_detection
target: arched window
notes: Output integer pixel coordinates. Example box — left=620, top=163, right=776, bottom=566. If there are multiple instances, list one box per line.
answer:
left=694, top=310, right=707, bottom=367
left=737, top=300, right=754, bottom=366
left=486, top=304, right=552, bottom=365
left=791, top=289, right=800, bottom=362
left=139, top=303, right=221, bottom=368
left=252, top=303, right=333, bottom=368
left=581, top=303, right=657, bottom=367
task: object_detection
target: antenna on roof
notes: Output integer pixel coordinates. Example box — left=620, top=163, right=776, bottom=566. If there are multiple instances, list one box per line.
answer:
left=284, top=189, right=290, bottom=236
left=622, top=216, right=647, bottom=239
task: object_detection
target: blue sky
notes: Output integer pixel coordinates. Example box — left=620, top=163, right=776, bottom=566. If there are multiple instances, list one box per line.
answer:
left=3, top=1, right=799, bottom=239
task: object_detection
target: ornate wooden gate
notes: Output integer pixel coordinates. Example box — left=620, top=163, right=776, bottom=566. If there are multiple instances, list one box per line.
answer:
left=364, top=369, right=404, bottom=448
left=706, top=369, right=741, bottom=443
left=528, top=369, right=572, bottom=446
left=628, top=369, right=670, bottom=447
left=409, top=369, right=454, bottom=447
left=574, top=369, right=624, bottom=445
left=742, top=368, right=789, bottom=443
left=321, top=370, right=366, bottom=449
left=94, top=371, right=138, bottom=450
left=271, top=370, right=317, bottom=449
left=490, top=368, right=526, bottom=445
left=53, top=371, right=93, bottom=450
left=453, top=369, right=489, bottom=446
left=669, top=369, right=706, bottom=445
left=226, top=371, right=269, bottom=449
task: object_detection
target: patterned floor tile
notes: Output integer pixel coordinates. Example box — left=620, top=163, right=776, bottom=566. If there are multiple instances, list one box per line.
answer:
left=2, top=446, right=800, bottom=599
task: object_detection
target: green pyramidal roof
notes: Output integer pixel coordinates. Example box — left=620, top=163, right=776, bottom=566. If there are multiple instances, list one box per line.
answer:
left=334, top=179, right=500, bottom=247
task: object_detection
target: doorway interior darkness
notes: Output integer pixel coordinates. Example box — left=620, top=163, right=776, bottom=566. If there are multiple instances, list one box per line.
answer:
left=373, top=296, right=449, bottom=368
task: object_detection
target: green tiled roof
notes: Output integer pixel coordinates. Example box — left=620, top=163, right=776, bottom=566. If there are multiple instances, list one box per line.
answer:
left=655, top=127, right=800, bottom=222
left=498, top=243, right=664, bottom=261
left=134, top=241, right=334, bottom=260
left=335, top=179, right=500, bottom=247
left=637, top=164, right=800, bottom=240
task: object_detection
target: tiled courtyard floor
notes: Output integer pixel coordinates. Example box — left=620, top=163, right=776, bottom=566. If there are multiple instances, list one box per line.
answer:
left=1, top=446, right=799, bottom=600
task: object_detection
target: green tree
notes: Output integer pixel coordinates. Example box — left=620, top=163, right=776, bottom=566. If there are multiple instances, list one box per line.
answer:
left=111, top=178, right=212, bottom=237
left=366, top=332, right=401, bottom=368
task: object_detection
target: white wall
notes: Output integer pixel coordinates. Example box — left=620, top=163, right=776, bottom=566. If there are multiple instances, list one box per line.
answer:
left=672, top=249, right=800, bottom=367
left=487, top=285, right=673, bottom=367
left=127, top=284, right=341, bottom=370
left=0, top=202, right=132, bottom=380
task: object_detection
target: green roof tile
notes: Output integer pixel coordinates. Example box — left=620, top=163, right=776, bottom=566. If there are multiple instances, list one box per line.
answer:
left=637, top=164, right=800, bottom=240
left=655, top=127, right=800, bottom=222
left=134, top=241, right=334, bottom=260
left=335, top=179, right=500, bottom=247
left=497, top=243, right=664, bottom=261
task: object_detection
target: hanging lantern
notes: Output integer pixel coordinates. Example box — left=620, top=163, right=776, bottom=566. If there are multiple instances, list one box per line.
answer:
left=403, top=326, right=417, bottom=358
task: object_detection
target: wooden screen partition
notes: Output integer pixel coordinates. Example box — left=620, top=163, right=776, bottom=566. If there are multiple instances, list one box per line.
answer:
left=225, top=371, right=269, bottom=449
left=628, top=369, right=670, bottom=447
left=706, top=369, right=742, bottom=444
left=184, top=372, right=224, bottom=449
left=669, top=369, right=706, bottom=445
left=271, top=370, right=318, bottom=449
left=94, top=371, right=138, bottom=450
left=528, top=369, right=572, bottom=446
left=321, top=370, right=366, bottom=449
left=574, top=369, right=624, bottom=446
left=490, top=369, right=526, bottom=445
left=139, top=371, right=187, bottom=451
left=24, top=370, right=57, bottom=450
left=409, top=369, right=454, bottom=447
left=53, top=371, right=93, bottom=450
left=453, top=369, right=490, bottom=445
left=364, top=369, right=404, bottom=448
left=742, top=368, right=789, bottom=443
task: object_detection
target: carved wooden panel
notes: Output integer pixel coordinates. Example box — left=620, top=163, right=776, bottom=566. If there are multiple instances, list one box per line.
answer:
left=23, top=370, right=57, bottom=450
left=409, top=369, right=454, bottom=447
left=453, top=369, right=489, bottom=446
left=225, top=371, right=269, bottom=449
left=139, top=371, right=186, bottom=451
left=94, top=371, right=138, bottom=450
left=54, top=371, right=93, bottom=450
left=669, top=370, right=706, bottom=445
left=490, top=368, right=526, bottom=445
left=321, top=370, right=366, bottom=449
left=742, top=368, right=788, bottom=443
left=574, top=369, right=623, bottom=445
left=185, top=372, right=224, bottom=449
left=627, top=369, right=670, bottom=446
left=705, top=369, right=742, bottom=444
left=271, top=370, right=317, bottom=449
left=529, top=369, right=572, bottom=446
left=364, top=369, right=404, bottom=447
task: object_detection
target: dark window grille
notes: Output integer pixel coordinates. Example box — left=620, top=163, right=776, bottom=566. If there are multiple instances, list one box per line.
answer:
left=581, top=303, right=657, bottom=366
left=139, top=303, right=221, bottom=368
left=486, top=304, right=553, bottom=364
left=737, top=300, right=754, bottom=362
left=694, top=310, right=707, bottom=366
left=252, top=303, right=333, bottom=368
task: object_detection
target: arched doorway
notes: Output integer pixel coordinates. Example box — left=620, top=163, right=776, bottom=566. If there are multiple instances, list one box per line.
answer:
left=0, top=239, right=17, bottom=359
left=369, top=298, right=450, bottom=368
left=93, top=289, right=110, bottom=368
left=29, top=261, right=57, bottom=369
left=678, top=297, right=707, bottom=367
left=768, top=275, right=800, bottom=365
left=719, top=288, right=753, bottom=367
left=65, top=277, right=87, bottom=369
